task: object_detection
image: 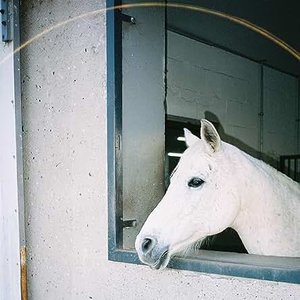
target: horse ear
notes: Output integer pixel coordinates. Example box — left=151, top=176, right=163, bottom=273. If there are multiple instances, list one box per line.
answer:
left=184, top=128, right=199, bottom=147
left=200, top=119, right=221, bottom=153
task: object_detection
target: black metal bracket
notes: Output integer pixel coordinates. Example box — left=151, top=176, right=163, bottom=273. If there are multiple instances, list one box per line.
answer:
left=122, top=219, right=137, bottom=228
left=120, top=13, right=136, bottom=24
left=0, top=0, right=11, bottom=42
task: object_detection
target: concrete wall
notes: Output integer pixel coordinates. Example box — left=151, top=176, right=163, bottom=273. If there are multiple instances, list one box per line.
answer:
left=167, top=31, right=299, bottom=164
left=18, top=1, right=300, bottom=299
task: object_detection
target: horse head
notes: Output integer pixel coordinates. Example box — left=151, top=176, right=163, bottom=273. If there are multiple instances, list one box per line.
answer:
left=135, top=119, right=241, bottom=269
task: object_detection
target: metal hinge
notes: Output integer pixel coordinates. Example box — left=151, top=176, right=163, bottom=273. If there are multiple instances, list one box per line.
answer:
left=115, top=134, right=121, bottom=150
left=0, top=0, right=12, bottom=42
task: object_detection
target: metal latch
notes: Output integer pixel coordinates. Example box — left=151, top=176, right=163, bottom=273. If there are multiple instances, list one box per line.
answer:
left=120, top=13, right=136, bottom=24
left=122, top=219, right=137, bottom=228
left=0, top=0, right=11, bottom=42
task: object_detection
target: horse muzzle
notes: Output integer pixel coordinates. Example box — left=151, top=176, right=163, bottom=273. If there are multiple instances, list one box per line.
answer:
left=135, top=236, right=170, bottom=270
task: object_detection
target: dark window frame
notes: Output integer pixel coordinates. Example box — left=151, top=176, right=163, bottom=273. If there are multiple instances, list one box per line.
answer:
left=106, top=0, right=300, bottom=283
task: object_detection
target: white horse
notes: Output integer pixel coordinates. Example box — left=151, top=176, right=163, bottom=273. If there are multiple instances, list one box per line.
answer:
left=135, top=119, right=300, bottom=269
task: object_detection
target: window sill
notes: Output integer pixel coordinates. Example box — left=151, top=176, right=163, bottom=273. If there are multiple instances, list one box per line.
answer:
left=108, top=248, right=300, bottom=284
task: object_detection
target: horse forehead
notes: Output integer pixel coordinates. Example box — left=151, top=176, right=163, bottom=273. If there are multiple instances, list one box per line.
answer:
left=179, top=143, right=210, bottom=170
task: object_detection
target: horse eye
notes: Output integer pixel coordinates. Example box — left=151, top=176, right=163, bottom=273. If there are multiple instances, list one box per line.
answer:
left=188, top=177, right=204, bottom=188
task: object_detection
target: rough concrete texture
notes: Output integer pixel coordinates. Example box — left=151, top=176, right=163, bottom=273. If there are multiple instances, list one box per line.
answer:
left=20, top=0, right=300, bottom=299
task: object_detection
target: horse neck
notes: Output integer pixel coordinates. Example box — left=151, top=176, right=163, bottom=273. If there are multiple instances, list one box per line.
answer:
left=226, top=144, right=298, bottom=207
left=223, top=143, right=300, bottom=256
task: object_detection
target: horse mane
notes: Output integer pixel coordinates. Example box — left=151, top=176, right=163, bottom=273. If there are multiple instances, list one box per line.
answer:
left=225, top=141, right=299, bottom=194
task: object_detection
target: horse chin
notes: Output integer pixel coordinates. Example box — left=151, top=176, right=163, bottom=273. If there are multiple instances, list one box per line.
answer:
left=150, top=250, right=170, bottom=270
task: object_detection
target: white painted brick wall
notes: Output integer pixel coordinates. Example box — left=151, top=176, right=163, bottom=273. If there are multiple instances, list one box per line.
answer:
left=167, top=31, right=299, bottom=162
left=263, top=67, right=299, bottom=161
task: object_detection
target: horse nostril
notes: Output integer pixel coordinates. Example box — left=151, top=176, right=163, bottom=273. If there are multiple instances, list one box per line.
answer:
left=141, top=237, right=155, bottom=254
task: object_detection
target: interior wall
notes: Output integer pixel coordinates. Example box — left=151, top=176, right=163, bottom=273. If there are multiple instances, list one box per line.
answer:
left=263, top=67, right=299, bottom=164
left=167, top=31, right=299, bottom=164
left=19, top=1, right=300, bottom=299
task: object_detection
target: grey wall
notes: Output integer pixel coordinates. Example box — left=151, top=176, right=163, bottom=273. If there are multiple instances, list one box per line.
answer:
left=167, top=0, right=300, bottom=77
left=167, top=31, right=299, bottom=165
left=122, top=1, right=165, bottom=249
left=18, top=1, right=300, bottom=299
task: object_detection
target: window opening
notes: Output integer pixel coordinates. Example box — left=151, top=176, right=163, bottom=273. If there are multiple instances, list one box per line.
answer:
left=107, top=0, right=300, bottom=284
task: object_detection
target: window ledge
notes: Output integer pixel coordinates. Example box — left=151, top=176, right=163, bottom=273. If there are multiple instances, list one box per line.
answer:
left=108, top=249, right=300, bottom=284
